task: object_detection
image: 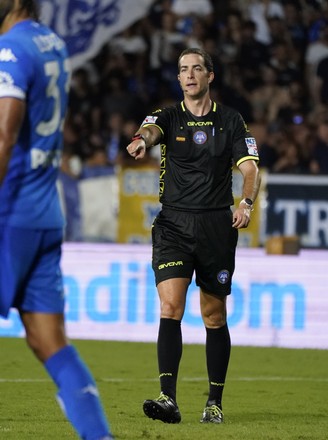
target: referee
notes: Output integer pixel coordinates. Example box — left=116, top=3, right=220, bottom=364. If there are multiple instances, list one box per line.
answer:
left=126, top=47, right=261, bottom=425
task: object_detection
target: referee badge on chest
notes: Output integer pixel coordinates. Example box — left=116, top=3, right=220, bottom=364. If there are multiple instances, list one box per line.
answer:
left=193, top=131, right=207, bottom=144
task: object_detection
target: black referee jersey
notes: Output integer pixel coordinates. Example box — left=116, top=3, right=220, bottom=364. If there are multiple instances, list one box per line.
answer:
left=141, top=101, right=259, bottom=210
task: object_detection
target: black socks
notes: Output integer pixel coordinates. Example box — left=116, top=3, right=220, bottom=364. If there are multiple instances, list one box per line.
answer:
left=205, top=324, right=231, bottom=407
left=156, top=319, right=231, bottom=407
left=157, top=318, right=182, bottom=401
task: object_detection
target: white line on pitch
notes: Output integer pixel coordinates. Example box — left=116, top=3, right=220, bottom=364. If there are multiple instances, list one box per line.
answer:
left=1, top=376, right=328, bottom=383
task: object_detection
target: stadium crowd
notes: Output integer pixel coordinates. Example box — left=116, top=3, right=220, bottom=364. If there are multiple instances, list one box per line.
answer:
left=61, top=0, right=328, bottom=180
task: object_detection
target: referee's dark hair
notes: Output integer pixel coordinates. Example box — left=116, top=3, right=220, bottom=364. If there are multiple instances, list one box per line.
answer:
left=178, top=48, right=214, bottom=73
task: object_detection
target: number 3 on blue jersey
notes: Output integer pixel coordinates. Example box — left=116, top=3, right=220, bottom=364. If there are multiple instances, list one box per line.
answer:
left=36, top=58, right=70, bottom=137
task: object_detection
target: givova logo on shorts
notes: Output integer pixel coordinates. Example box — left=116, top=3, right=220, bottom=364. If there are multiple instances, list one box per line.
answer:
left=158, top=261, right=183, bottom=270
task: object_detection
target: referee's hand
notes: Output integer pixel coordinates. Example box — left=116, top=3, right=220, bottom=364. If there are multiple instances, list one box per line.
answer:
left=126, top=139, right=146, bottom=160
left=232, top=205, right=251, bottom=229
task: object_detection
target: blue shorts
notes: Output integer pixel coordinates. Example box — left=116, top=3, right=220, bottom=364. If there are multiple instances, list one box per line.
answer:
left=0, top=226, right=64, bottom=318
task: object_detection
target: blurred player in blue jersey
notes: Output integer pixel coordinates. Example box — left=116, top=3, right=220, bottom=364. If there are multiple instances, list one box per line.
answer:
left=0, top=1, right=114, bottom=439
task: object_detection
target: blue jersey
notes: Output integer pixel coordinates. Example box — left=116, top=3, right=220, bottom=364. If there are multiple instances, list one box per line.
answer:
left=0, top=19, right=69, bottom=228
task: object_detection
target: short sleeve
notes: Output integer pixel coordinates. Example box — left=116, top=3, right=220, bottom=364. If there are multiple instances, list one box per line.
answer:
left=232, top=112, right=260, bottom=167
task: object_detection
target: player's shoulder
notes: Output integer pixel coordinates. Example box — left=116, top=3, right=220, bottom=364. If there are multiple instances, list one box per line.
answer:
left=0, top=20, right=66, bottom=59
left=0, top=21, right=39, bottom=61
left=0, top=31, right=30, bottom=73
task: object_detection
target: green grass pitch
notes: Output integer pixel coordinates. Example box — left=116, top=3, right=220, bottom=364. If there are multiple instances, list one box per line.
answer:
left=0, top=337, right=327, bottom=439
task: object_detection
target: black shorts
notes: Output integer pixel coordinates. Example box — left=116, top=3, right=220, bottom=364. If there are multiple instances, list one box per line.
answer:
left=152, top=207, right=238, bottom=296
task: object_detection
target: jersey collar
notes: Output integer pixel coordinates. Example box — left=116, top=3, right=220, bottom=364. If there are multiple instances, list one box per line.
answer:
left=180, top=100, right=217, bottom=113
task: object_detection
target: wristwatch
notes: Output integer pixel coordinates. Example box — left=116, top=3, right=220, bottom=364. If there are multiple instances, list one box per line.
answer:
left=240, top=198, right=253, bottom=209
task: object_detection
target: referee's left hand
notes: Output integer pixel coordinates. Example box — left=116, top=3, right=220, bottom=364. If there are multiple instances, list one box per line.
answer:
left=232, top=205, right=251, bottom=229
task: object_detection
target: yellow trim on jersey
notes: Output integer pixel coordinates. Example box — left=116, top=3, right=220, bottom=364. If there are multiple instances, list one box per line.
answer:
left=181, top=101, right=217, bottom=112
left=236, top=156, right=260, bottom=167
left=142, top=123, right=164, bottom=136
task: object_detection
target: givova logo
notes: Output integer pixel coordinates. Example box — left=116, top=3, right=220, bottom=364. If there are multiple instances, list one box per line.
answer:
left=158, top=261, right=183, bottom=270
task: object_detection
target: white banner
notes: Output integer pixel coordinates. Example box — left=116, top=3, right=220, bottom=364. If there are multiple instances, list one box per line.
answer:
left=39, top=0, right=154, bottom=68
left=1, top=245, right=328, bottom=349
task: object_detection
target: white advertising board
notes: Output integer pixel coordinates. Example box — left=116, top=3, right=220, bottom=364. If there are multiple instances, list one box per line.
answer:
left=1, top=244, right=327, bottom=349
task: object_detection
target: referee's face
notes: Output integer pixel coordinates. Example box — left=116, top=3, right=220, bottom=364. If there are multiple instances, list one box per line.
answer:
left=178, top=53, right=214, bottom=99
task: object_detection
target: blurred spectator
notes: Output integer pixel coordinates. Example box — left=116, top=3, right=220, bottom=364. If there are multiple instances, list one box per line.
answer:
left=220, top=65, right=254, bottom=122
left=171, top=0, right=215, bottom=38
left=171, top=0, right=214, bottom=30
left=237, top=19, right=269, bottom=90
left=184, top=16, right=208, bottom=48
left=109, top=22, right=148, bottom=57
left=103, top=112, right=127, bottom=165
left=306, top=0, right=328, bottom=42
left=67, top=67, right=102, bottom=133
left=171, top=0, right=213, bottom=17
left=259, top=117, right=314, bottom=174
left=268, top=41, right=302, bottom=86
left=258, top=121, right=287, bottom=171
left=264, top=127, right=309, bottom=173
left=149, top=11, right=185, bottom=70
left=62, top=120, right=83, bottom=177
left=80, top=132, right=115, bottom=179
left=310, top=117, right=328, bottom=173
left=283, top=1, right=308, bottom=55
left=266, top=16, right=291, bottom=48
left=246, top=0, right=285, bottom=44
left=272, top=138, right=309, bottom=174
left=305, top=20, right=328, bottom=99
left=202, top=37, right=225, bottom=93
left=313, top=54, right=328, bottom=105
left=148, top=0, right=174, bottom=28
left=217, top=9, right=243, bottom=69
left=290, top=120, right=316, bottom=169
left=100, top=70, right=145, bottom=121
left=275, top=79, right=311, bottom=125
left=248, top=64, right=287, bottom=122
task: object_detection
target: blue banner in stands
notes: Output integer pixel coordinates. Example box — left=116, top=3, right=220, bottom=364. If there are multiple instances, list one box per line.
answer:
left=39, top=0, right=154, bottom=68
